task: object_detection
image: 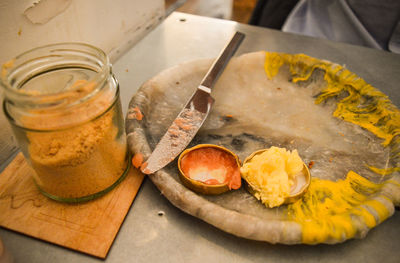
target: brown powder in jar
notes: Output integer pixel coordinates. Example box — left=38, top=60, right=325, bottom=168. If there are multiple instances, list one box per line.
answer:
left=24, top=80, right=128, bottom=199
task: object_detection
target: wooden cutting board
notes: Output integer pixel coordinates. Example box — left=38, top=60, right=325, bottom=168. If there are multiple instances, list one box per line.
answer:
left=0, top=153, right=144, bottom=258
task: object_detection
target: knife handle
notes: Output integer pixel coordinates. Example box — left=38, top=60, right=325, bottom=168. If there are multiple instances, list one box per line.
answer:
left=200, top=31, right=245, bottom=89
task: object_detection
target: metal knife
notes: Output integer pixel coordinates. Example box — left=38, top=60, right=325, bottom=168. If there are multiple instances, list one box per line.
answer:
left=141, top=31, right=245, bottom=174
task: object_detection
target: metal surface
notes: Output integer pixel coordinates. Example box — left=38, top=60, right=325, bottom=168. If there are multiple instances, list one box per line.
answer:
left=200, top=31, right=244, bottom=88
left=1, top=12, right=400, bottom=263
left=143, top=31, right=244, bottom=174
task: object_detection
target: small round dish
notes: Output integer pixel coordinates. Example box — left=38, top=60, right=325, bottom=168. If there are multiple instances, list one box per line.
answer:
left=242, top=148, right=311, bottom=206
left=178, top=144, right=241, bottom=195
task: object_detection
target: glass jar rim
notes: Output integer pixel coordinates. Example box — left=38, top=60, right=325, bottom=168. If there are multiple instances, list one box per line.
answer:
left=1, top=42, right=110, bottom=102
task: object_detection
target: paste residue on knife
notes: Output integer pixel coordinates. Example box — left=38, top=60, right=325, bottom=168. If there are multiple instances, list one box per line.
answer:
left=141, top=108, right=207, bottom=174
left=180, top=147, right=241, bottom=189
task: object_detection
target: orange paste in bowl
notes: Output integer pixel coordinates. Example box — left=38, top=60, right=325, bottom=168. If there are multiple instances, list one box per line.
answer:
left=180, top=147, right=241, bottom=189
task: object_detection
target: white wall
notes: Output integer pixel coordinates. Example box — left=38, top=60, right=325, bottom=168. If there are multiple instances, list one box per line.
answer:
left=0, top=0, right=165, bottom=63
left=0, top=0, right=165, bottom=167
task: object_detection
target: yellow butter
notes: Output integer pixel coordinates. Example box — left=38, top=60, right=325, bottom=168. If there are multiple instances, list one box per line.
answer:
left=241, top=146, right=303, bottom=208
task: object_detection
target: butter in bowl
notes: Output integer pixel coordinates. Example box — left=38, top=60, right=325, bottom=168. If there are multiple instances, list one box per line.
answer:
left=241, top=146, right=311, bottom=208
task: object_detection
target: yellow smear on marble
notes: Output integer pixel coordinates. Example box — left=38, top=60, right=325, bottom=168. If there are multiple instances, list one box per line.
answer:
left=264, top=53, right=285, bottom=79
left=264, top=52, right=400, bottom=147
left=264, top=52, right=400, bottom=176
left=287, top=171, right=391, bottom=244
left=368, top=166, right=400, bottom=176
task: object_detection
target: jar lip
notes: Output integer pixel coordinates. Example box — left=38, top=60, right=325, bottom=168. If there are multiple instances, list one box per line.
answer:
left=1, top=42, right=110, bottom=100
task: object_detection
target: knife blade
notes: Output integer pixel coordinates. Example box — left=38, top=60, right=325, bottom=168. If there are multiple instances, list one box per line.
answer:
left=141, top=31, right=245, bottom=174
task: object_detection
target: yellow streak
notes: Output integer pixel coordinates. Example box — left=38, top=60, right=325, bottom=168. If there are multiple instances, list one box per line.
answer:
left=264, top=52, right=400, bottom=177
left=264, top=52, right=398, bottom=243
left=287, top=171, right=391, bottom=243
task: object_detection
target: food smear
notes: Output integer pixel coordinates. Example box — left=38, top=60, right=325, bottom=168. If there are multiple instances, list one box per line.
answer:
left=241, top=147, right=304, bottom=208
left=288, top=171, right=393, bottom=244
left=132, top=153, right=144, bottom=169
left=141, top=108, right=206, bottom=174
left=262, top=51, right=399, bottom=241
left=127, top=106, right=143, bottom=121
left=264, top=52, right=400, bottom=176
left=180, top=146, right=241, bottom=189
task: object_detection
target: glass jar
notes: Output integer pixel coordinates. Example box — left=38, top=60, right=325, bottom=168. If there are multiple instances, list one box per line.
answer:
left=1, top=43, right=130, bottom=203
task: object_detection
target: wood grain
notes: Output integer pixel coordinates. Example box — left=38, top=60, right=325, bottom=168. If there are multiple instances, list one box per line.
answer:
left=0, top=153, right=144, bottom=258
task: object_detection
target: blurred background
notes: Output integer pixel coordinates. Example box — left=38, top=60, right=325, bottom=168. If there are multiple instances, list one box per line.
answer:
left=1, top=0, right=398, bottom=65
left=169, top=0, right=400, bottom=54
left=0, top=0, right=257, bottom=64
left=1, top=0, right=255, bottom=65
left=166, top=0, right=257, bottom=23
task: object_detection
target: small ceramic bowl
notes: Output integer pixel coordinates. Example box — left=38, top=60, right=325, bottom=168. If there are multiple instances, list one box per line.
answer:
left=242, top=149, right=311, bottom=204
left=178, top=144, right=241, bottom=195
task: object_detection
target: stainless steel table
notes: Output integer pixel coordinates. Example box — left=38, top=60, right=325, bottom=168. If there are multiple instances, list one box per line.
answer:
left=1, top=12, right=400, bottom=263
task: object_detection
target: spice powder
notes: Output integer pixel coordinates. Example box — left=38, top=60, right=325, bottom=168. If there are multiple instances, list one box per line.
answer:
left=23, top=85, right=128, bottom=200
